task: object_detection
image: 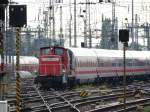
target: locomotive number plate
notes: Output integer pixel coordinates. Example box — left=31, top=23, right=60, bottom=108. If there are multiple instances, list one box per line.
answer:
left=42, top=58, right=59, bottom=61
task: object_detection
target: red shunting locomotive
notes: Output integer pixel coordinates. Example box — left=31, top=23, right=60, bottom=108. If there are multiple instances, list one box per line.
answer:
left=35, top=46, right=75, bottom=88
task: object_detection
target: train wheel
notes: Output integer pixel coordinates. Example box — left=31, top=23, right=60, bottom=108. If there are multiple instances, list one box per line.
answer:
left=67, top=77, right=76, bottom=89
left=94, top=76, right=101, bottom=85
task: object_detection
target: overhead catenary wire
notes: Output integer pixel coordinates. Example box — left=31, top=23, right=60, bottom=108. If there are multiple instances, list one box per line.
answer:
left=15, top=0, right=150, bottom=48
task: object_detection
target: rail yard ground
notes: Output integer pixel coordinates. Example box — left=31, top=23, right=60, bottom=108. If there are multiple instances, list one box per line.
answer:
left=4, top=75, right=150, bottom=112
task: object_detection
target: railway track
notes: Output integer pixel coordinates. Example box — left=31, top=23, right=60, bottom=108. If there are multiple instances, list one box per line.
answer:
left=86, top=98, right=150, bottom=112
left=7, top=78, right=150, bottom=112
left=8, top=78, right=39, bottom=112
left=50, top=90, right=150, bottom=112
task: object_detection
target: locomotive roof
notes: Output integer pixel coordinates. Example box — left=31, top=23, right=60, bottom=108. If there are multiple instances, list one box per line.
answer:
left=67, top=47, right=150, bottom=59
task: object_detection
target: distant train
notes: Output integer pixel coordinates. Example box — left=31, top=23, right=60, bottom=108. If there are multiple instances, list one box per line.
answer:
left=34, top=46, right=150, bottom=88
left=0, top=56, right=39, bottom=73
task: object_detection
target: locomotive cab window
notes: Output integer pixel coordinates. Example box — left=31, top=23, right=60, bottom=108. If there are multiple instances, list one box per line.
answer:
left=41, top=48, right=50, bottom=55
left=54, top=48, right=64, bottom=55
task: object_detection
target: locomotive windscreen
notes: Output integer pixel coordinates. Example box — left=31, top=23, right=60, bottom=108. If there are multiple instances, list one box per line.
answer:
left=41, top=48, right=50, bottom=55
left=54, top=48, right=64, bottom=55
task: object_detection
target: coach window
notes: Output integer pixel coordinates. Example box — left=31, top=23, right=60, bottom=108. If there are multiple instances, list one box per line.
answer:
left=55, top=48, right=64, bottom=55
left=99, top=63, right=104, bottom=67
left=146, top=60, right=150, bottom=66
left=112, top=63, right=116, bottom=67
left=127, top=63, right=132, bottom=66
left=148, top=61, right=150, bottom=66
left=119, top=63, right=122, bottom=67
left=138, top=61, right=145, bottom=66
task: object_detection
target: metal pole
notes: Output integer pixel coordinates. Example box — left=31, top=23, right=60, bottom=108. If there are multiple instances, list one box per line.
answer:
left=74, top=0, right=77, bottom=47
left=16, top=28, right=21, bottom=112
left=60, top=6, right=63, bottom=46
left=69, top=0, right=72, bottom=47
left=131, top=0, right=134, bottom=49
left=85, top=0, right=87, bottom=48
left=52, top=0, right=56, bottom=43
left=26, top=28, right=31, bottom=55
left=88, top=0, right=92, bottom=48
left=111, top=0, right=115, bottom=49
left=135, top=14, right=138, bottom=50
left=0, top=24, right=4, bottom=100
left=37, top=26, right=41, bottom=51
left=0, top=24, right=4, bottom=72
left=147, top=24, right=150, bottom=50
left=123, top=42, right=126, bottom=112
left=5, top=5, right=9, bottom=72
left=49, top=0, right=52, bottom=45
left=84, top=19, right=87, bottom=48
left=0, top=7, right=5, bottom=99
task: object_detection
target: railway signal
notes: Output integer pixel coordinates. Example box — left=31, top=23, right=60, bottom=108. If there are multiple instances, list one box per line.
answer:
left=9, top=5, right=27, bottom=112
left=81, top=42, right=85, bottom=48
left=119, top=29, right=129, bottom=112
left=119, top=29, right=129, bottom=43
left=9, top=5, right=27, bottom=27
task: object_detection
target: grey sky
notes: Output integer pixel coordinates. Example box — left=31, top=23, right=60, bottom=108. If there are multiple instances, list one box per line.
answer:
left=13, top=0, right=150, bottom=47
left=13, top=0, right=150, bottom=27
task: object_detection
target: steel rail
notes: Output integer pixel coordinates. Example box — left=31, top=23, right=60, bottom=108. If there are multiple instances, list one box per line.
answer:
left=34, top=85, right=52, bottom=112
left=51, top=90, right=80, bottom=112
left=85, top=98, right=150, bottom=112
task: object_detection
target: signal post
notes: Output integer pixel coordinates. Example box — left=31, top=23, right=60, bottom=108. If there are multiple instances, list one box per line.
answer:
left=119, top=29, right=129, bottom=112
left=9, top=5, right=27, bottom=112
left=0, top=1, right=8, bottom=100
left=0, top=20, right=5, bottom=100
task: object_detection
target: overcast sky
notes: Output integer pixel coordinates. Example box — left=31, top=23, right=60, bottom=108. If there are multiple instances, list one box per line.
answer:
left=13, top=0, right=150, bottom=25
left=12, top=0, right=150, bottom=47
left=13, top=0, right=150, bottom=27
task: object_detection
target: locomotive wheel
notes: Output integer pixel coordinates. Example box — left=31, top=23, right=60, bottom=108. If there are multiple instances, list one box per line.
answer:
left=67, top=77, right=76, bottom=89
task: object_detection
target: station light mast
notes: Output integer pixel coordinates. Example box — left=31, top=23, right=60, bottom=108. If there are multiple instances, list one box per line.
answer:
left=74, top=0, right=77, bottom=47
